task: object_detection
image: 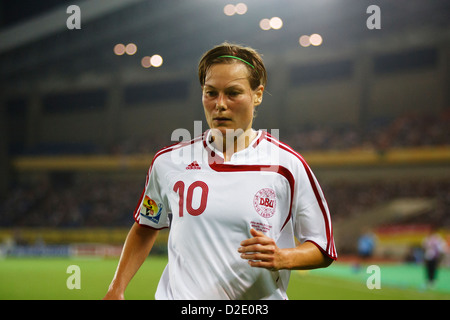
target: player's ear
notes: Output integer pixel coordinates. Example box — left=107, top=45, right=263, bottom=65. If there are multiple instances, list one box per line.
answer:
left=253, top=85, right=264, bottom=107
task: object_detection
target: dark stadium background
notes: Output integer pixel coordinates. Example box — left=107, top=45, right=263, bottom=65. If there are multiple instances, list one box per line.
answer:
left=0, top=0, right=449, bottom=299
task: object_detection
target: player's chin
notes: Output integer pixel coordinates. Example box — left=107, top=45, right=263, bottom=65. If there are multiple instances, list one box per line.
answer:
left=212, top=119, right=233, bottom=129
left=210, top=125, right=232, bottom=136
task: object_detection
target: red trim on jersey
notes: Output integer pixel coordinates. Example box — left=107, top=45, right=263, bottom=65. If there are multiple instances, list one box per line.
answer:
left=154, top=134, right=203, bottom=161
left=203, top=131, right=295, bottom=233
left=252, top=130, right=266, bottom=148
left=133, top=188, right=146, bottom=222
left=202, top=129, right=336, bottom=261
left=265, top=132, right=337, bottom=260
left=133, top=135, right=203, bottom=225
left=135, top=130, right=336, bottom=259
left=209, top=163, right=295, bottom=233
left=305, top=240, right=336, bottom=261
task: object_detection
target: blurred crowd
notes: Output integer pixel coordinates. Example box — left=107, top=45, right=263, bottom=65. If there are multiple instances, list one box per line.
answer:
left=12, top=109, right=450, bottom=156
left=283, top=109, right=450, bottom=152
left=323, top=180, right=450, bottom=226
left=0, top=178, right=142, bottom=228
left=1, top=177, right=448, bottom=229
left=2, top=108, right=449, bottom=229
left=112, top=109, right=449, bottom=154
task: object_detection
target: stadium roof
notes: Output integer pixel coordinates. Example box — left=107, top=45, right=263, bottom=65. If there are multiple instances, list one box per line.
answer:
left=1, top=0, right=449, bottom=84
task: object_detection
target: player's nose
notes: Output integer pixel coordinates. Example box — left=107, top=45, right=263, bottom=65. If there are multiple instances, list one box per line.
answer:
left=215, top=93, right=227, bottom=110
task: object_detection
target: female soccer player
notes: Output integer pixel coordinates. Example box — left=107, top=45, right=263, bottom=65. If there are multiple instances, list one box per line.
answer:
left=104, top=43, right=337, bottom=300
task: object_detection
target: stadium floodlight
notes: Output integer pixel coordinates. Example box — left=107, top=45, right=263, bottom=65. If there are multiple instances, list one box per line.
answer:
left=125, top=43, right=137, bottom=55
left=310, top=34, right=323, bottom=46
left=260, top=17, right=283, bottom=30
left=269, top=17, right=283, bottom=30
left=141, top=56, right=152, bottom=68
left=150, top=54, right=163, bottom=67
left=224, top=3, right=247, bottom=16
left=235, top=3, right=248, bottom=15
left=299, top=35, right=311, bottom=47
left=259, top=18, right=271, bottom=30
left=223, top=4, right=235, bottom=16
left=113, top=43, right=126, bottom=55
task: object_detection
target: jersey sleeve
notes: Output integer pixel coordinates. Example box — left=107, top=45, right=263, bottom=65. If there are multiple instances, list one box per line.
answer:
left=291, top=158, right=337, bottom=260
left=133, top=157, right=170, bottom=229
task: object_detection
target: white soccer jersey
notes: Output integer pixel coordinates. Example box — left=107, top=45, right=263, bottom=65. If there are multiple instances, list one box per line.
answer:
left=134, top=129, right=337, bottom=300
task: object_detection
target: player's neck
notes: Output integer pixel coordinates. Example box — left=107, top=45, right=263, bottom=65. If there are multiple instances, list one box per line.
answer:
left=211, top=128, right=257, bottom=162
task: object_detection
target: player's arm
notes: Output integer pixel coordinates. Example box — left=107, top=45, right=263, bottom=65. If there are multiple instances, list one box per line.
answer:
left=103, top=222, right=159, bottom=300
left=239, top=229, right=333, bottom=271
left=278, top=240, right=334, bottom=270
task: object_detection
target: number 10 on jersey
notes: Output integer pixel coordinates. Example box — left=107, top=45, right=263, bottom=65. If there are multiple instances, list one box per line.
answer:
left=173, top=181, right=209, bottom=217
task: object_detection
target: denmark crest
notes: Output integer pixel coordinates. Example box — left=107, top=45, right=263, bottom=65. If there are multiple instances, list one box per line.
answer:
left=253, top=188, right=276, bottom=218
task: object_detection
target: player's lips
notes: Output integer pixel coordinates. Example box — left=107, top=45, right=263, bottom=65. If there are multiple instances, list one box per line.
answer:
left=213, top=117, right=232, bottom=122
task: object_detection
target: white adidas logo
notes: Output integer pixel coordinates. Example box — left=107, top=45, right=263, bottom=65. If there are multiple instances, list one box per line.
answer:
left=186, top=161, right=201, bottom=170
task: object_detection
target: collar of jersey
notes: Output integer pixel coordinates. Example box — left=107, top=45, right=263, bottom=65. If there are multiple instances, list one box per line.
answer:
left=203, top=129, right=262, bottom=161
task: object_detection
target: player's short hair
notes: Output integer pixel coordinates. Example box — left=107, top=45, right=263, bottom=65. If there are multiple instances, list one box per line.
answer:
left=198, top=42, right=267, bottom=90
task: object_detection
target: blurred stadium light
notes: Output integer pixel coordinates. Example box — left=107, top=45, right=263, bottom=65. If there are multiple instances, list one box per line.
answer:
left=0, top=0, right=146, bottom=53
left=0, top=0, right=447, bottom=84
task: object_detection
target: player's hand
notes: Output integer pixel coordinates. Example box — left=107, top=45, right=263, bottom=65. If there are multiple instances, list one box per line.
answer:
left=238, top=228, right=286, bottom=271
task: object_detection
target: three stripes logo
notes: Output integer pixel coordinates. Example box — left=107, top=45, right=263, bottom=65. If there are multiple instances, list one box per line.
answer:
left=186, top=161, right=201, bottom=170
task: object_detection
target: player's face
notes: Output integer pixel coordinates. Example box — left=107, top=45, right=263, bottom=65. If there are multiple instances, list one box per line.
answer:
left=202, top=63, right=263, bottom=137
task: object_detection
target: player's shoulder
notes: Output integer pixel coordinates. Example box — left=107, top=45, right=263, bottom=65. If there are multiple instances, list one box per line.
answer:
left=260, top=131, right=308, bottom=165
left=152, top=133, right=204, bottom=163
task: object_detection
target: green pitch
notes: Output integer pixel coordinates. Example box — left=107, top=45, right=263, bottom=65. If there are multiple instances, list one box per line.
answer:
left=0, top=256, right=449, bottom=300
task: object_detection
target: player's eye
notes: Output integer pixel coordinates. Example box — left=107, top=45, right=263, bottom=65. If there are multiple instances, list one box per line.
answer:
left=204, top=90, right=218, bottom=98
left=227, top=90, right=242, bottom=98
